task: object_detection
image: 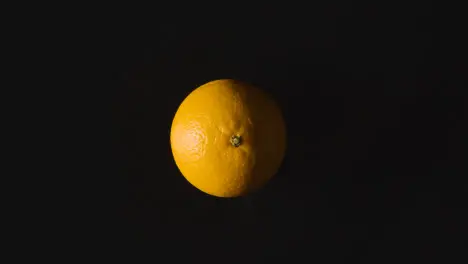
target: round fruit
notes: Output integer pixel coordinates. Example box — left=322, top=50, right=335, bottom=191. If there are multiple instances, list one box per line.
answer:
left=170, top=79, right=286, bottom=197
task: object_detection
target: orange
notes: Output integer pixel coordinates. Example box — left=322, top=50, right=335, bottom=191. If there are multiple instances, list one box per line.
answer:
left=170, top=79, right=286, bottom=197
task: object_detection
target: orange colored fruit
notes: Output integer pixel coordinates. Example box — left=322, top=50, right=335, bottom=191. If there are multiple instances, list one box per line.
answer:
left=170, top=79, right=286, bottom=197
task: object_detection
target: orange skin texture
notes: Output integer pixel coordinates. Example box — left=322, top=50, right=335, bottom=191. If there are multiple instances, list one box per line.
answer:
left=170, top=79, right=286, bottom=197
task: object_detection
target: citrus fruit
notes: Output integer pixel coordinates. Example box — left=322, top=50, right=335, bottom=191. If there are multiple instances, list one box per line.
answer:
left=170, top=79, right=286, bottom=197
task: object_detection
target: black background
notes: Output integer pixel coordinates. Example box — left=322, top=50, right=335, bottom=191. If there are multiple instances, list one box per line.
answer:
left=84, top=3, right=466, bottom=262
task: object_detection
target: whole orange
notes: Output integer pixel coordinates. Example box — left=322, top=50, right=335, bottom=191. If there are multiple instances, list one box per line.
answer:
left=170, top=79, right=286, bottom=197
